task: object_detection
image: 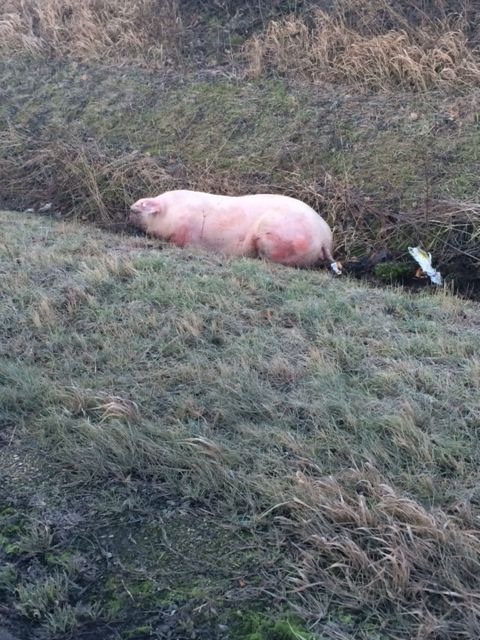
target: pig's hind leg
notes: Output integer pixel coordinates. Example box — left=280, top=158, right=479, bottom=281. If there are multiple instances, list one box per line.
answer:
left=254, top=230, right=310, bottom=266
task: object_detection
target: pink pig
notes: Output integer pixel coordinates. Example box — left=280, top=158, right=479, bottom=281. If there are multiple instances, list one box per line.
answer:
left=129, top=190, right=336, bottom=267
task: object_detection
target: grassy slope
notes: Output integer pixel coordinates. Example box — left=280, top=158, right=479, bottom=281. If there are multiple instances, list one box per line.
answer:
left=0, top=59, right=474, bottom=205
left=1, top=210, right=480, bottom=639
left=1, top=59, right=479, bottom=272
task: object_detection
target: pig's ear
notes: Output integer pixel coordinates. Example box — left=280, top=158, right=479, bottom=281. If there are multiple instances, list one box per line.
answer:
left=133, top=198, right=162, bottom=215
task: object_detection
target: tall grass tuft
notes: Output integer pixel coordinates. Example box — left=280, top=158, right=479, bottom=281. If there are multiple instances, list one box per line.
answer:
left=0, top=0, right=183, bottom=65
left=244, top=1, right=480, bottom=90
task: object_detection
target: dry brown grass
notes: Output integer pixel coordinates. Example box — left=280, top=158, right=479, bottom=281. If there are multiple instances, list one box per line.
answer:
left=0, top=129, right=178, bottom=224
left=0, top=0, right=183, bottom=65
left=244, top=2, right=480, bottom=90
left=277, top=170, right=480, bottom=276
left=274, top=468, right=480, bottom=637
left=2, top=125, right=479, bottom=283
left=3, top=0, right=478, bottom=89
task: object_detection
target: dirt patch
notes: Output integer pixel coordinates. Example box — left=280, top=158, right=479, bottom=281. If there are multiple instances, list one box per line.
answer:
left=0, top=444, right=270, bottom=639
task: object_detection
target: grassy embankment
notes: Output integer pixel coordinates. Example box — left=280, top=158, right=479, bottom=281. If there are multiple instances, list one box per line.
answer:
left=1, top=1, right=480, bottom=639
left=2, top=209, right=480, bottom=639
left=0, top=1, right=479, bottom=286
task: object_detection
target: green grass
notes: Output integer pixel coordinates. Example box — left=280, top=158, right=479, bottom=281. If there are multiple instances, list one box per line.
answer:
left=1, top=210, right=480, bottom=638
left=2, top=59, right=480, bottom=210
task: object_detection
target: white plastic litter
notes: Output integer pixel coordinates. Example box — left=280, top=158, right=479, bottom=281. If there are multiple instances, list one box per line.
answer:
left=330, top=261, right=342, bottom=275
left=408, top=247, right=442, bottom=285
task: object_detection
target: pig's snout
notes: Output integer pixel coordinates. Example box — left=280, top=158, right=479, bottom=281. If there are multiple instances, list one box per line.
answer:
left=128, top=200, right=146, bottom=223
left=128, top=209, right=139, bottom=224
left=129, top=202, right=141, bottom=214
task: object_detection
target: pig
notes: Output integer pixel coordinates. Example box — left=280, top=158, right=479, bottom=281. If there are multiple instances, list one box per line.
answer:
left=129, top=190, right=336, bottom=268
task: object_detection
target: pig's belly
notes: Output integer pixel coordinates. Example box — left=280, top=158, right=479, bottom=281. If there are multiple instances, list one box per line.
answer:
left=185, top=213, right=256, bottom=256
left=195, top=230, right=255, bottom=256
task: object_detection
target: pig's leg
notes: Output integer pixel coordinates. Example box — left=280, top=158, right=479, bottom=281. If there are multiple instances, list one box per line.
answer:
left=254, top=230, right=314, bottom=266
